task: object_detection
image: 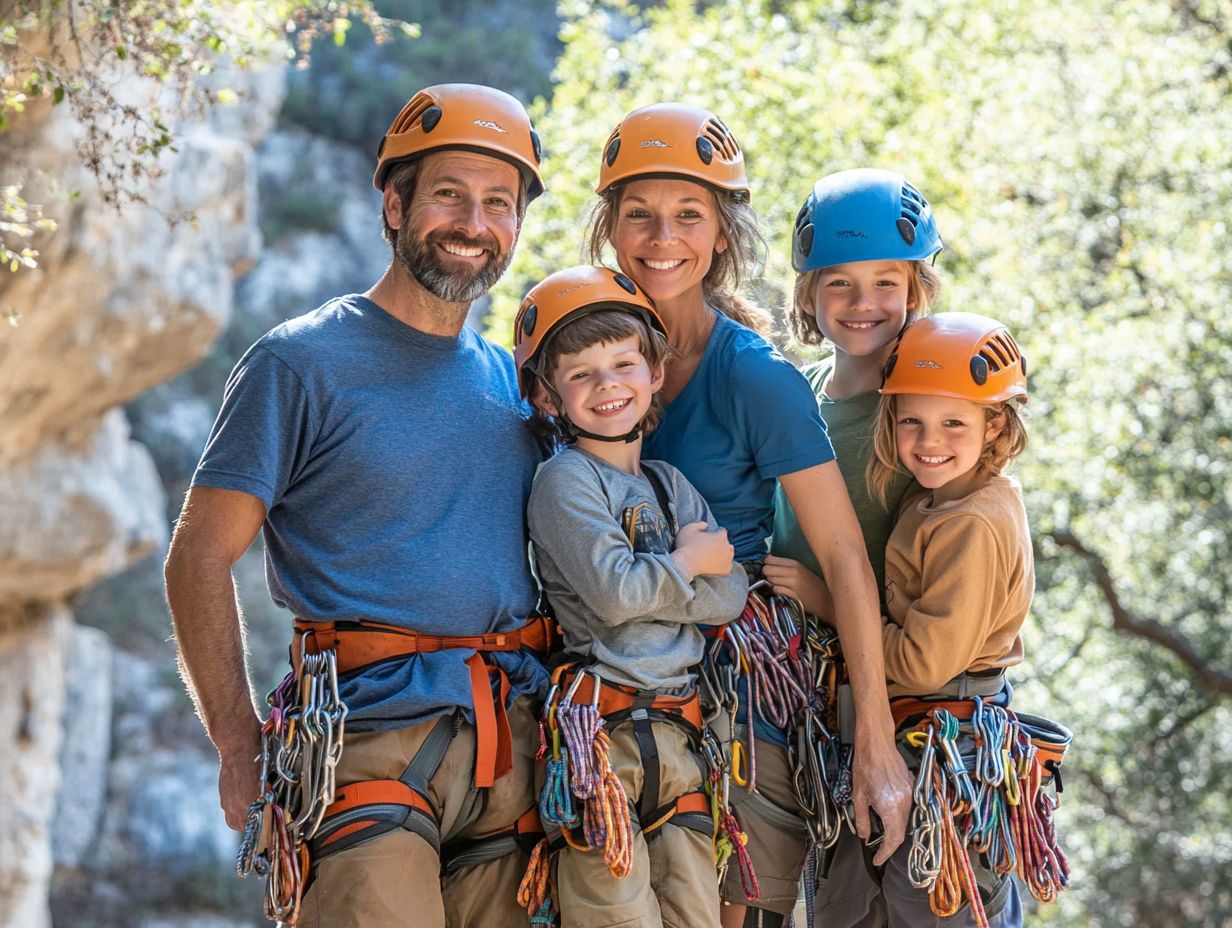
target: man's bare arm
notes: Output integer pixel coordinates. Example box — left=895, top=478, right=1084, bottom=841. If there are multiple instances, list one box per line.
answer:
left=164, top=485, right=267, bottom=830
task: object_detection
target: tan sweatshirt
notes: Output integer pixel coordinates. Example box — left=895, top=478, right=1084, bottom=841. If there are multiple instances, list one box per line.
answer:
left=883, top=475, right=1032, bottom=697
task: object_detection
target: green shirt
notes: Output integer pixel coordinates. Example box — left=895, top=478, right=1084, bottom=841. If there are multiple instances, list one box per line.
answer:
left=769, top=357, right=914, bottom=599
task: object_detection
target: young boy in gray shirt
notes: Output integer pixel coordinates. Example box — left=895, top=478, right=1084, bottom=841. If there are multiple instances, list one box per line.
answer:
left=513, top=266, right=747, bottom=928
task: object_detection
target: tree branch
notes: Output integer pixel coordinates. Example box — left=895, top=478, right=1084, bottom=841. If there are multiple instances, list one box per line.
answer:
left=1046, top=529, right=1232, bottom=696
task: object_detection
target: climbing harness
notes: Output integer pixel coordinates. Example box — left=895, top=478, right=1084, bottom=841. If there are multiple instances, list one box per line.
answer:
left=236, top=613, right=555, bottom=926
left=895, top=696, right=1073, bottom=926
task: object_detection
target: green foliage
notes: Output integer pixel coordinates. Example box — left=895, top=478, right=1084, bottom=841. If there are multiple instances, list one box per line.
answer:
left=259, top=186, right=344, bottom=242
left=279, top=0, right=559, bottom=152
left=502, top=1, right=1232, bottom=923
left=0, top=0, right=391, bottom=283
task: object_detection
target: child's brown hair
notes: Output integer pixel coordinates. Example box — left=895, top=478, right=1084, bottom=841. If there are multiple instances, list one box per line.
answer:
left=529, top=309, right=672, bottom=445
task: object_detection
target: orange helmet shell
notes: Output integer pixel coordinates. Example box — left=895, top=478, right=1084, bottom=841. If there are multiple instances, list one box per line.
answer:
left=374, top=83, right=544, bottom=200
left=513, top=265, right=667, bottom=398
left=596, top=103, right=749, bottom=196
left=881, top=313, right=1028, bottom=404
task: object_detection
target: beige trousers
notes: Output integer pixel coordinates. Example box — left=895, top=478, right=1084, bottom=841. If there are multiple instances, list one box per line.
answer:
left=544, top=720, right=721, bottom=928
left=300, top=697, right=538, bottom=928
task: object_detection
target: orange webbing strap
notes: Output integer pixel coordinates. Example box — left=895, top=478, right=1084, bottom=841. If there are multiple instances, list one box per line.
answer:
left=642, top=789, right=714, bottom=839
left=555, top=669, right=705, bottom=733
left=467, top=652, right=513, bottom=788
left=891, top=696, right=979, bottom=731
left=292, top=613, right=556, bottom=676
left=312, top=779, right=439, bottom=859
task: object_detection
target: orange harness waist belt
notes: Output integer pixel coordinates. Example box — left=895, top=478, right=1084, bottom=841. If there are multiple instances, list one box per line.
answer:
left=293, top=614, right=556, bottom=789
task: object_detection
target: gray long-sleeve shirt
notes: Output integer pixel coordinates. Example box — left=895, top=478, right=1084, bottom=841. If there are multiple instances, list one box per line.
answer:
left=527, top=447, right=748, bottom=690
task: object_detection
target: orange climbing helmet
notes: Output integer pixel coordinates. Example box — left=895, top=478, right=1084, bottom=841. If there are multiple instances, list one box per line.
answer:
left=513, top=265, right=666, bottom=398
left=881, top=312, right=1028, bottom=404
left=373, top=83, right=544, bottom=200
left=595, top=103, right=749, bottom=196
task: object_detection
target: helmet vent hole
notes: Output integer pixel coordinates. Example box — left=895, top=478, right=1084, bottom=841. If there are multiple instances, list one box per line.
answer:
left=795, top=200, right=810, bottom=231
left=392, top=95, right=434, bottom=135
left=530, top=128, right=543, bottom=163
left=703, top=118, right=740, bottom=160
left=978, top=349, right=1003, bottom=373
left=797, top=224, right=815, bottom=258
left=970, top=355, right=990, bottom=385
left=896, top=217, right=916, bottom=246
left=614, top=273, right=637, bottom=294
left=521, top=305, right=538, bottom=337
left=605, top=136, right=621, bottom=167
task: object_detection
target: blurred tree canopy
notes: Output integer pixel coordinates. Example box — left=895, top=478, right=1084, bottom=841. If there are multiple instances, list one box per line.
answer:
left=280, top=0, right=560, bottom=152
left=489, top=1, right=1232, bottom=923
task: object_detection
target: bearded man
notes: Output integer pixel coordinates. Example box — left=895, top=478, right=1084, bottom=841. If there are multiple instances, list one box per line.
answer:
left=165, top=85, right=551, bottom=928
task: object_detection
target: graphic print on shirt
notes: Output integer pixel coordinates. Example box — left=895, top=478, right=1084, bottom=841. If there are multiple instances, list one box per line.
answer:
left=622, top=500, right=674, bottom=555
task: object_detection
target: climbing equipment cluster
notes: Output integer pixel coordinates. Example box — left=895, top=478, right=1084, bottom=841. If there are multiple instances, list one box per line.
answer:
left=236, top=645, right=347, bottom=924
left=236, top=614, right=555, bottom=926
left=896, top=697, right=1072, bottom=927
left=699, top=584, right=850, bottom=909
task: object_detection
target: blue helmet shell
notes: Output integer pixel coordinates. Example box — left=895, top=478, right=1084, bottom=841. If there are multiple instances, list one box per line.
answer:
left=791, top=168, right=943, bottom=273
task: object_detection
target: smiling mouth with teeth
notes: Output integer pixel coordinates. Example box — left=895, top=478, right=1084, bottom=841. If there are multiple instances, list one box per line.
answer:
left=594, top=398, right=631, bottom=412
left=641, top=258, right=685, bottom=271
left=915, top=454, right=953, bottom=465
left=440, top=242, right=486, bottom=258
left=839, top=320, right=883, bottom=329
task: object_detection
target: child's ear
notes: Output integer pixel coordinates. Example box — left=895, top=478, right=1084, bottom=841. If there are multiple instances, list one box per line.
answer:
left=984, top=410, right=1007, bottom=445
left=650, top=361, right=666, bottom=392
left=531, top=380, right=559, bottom=417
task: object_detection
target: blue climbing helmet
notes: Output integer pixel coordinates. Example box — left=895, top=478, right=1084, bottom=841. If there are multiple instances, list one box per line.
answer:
left=791, top=168, right=943, bottom=273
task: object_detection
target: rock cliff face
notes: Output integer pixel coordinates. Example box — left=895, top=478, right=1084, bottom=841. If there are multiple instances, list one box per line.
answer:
left=0, top=62, right=285, bottom=928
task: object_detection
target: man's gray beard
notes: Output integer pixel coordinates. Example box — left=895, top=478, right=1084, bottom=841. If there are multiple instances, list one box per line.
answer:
left=396, top=228, right=513, bottom=305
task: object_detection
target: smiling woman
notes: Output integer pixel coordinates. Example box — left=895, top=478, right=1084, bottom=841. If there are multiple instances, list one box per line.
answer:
left=586, top=102, right=915, bottom=925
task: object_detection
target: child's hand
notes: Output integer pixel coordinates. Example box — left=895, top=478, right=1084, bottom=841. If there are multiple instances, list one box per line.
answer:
left=671, top=521, right=735, bottom=577
left=763, top=555, right=832, bottom=618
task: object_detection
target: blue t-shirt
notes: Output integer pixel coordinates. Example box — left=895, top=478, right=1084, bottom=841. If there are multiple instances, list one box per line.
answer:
left=643, top=311, right=835, bottom=562
left=193, top=295, right=548, bottom=732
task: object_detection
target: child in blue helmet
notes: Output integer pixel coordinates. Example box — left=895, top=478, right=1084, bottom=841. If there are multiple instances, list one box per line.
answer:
left=764, top=170, right=1015, bottom=927
left=766, top=168, right=942, bottom=620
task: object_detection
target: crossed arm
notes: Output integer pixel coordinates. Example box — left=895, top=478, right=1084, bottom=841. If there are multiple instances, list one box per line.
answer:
left=164, top=485, right=267, bottom=830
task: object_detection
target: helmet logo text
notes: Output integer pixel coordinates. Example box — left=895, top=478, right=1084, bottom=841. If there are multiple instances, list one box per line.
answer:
left=914, top=360, right=943, bottom=369
left=556, top=283, right=592, bottom=298
left=835, top=230, right=868, bottom=239
left=473, top=119, right=508, bottom=133
left=640, top=139, right=672, bottom=149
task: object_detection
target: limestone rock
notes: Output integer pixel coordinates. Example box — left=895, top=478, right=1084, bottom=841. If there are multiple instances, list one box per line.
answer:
left=0, top=605, right=72, bottom=928
left=51, top=624, right=113, bottom=868
left=0, top=409, right=167, bottom=603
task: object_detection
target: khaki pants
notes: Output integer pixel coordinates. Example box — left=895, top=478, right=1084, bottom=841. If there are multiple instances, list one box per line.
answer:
left=543, top=720, right=721, bottom=928
left=300, top=697, right=538, bottom=928
left=811, top=828, right=1022, bottom=928
left=717, top=737, right=810, bottom=915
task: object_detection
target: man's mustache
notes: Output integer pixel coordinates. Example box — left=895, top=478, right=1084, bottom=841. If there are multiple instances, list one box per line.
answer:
left=426, top=230, right=501, bottom=256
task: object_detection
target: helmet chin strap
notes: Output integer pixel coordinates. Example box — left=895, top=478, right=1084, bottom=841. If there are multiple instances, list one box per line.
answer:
left=564, top=422, right=642, bottom=444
